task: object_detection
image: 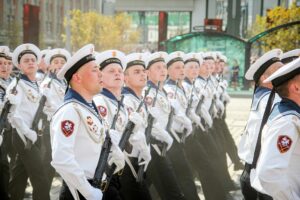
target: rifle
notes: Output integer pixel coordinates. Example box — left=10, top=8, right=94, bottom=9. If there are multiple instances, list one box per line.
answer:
left=181, top=80, right=195, bottom=143
left=92, top=95, right=124, bottom=192
left=145, top=82, right=160, bottom=145
left=208, top=76, right=221, bottom=118
left=25, top=78, right=53, bottom=150
left=0, top=75, right=20, bottom=134
left=166, top=80, right=180, bottom=143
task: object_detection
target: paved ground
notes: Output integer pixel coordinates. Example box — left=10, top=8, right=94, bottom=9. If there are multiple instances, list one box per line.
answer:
left=24, top=97, right=252, bottom=200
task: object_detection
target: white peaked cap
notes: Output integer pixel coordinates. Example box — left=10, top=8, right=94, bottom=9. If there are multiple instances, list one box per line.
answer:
left=12, top=43, right=41, bottom=67
left=144, top=51, right=168, bottom=69
left=245, top=49, right=282, bottom=81
left=57, top=44, right=95, bottom=82
left=124, top=53, right=145, bottom=71
left=165, top=51, right=184, bottom=68
left=183, top=52, right=203, bottom=66
left=264, top=57, right=300, bottom=87
left=44, top=48, right=71, bottom=66
left=280, top=49, right=300, bottom=64
left=95, top=50, right=125, bottom=70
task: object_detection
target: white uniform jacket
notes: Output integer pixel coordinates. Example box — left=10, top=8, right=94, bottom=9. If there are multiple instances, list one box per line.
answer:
left=238, top=86, right=280, bottom=164
left=51, top=88, right=106, bottom=200
left=7, top=74, right=41, bottom=145
left=40, top=73, right=67, bottom=120
left=250, top=98, right=300, bottom=200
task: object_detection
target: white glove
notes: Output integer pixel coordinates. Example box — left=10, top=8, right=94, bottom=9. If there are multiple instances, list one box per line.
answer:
left=215, top=99, right=224, bottom=117
left=109, top=129, right=121, bottom=146
left=42, top=87, right=51, bottom=97
left=108, top=143, right=125, bottom=174
left=129, top=111, right=145, bottom=128
left=86, top=187, right=103, bottom=200
left=174, top=112, right=192, bottom=128
left=138, top=145, right=151, bottom=171
left=152, top=124, right=173, bottom=150
left=169, top=99, right=181, bottom=114
left=129, top=130, right=147, bottom=152
left=222, top=92, right=230, bottom=104
left=6, top=93, right=19, bottom=105
left=200, top=107, right=213, bottom=128
left=189, top=110, right=201, bottom=126
left=24, top=129, right=37, bottom=144
left=0, top=135, right=3, bottom=146
left=182, top=118, right=193, bottom=138
left=148, top=107, right=160, bottom=118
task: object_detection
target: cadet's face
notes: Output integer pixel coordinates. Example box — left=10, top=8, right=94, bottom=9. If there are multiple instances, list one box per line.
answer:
left=219, top=61, right=225, bottom=73
left=6, top=59, right=13, bottom=76
left=202, top=59, right=215, bottom=75
left=214, top=61, right=221, bottom=73
left=19, top=54, right=38, bottom=75
left=77, top=61, right=102, bottom=95
left=124, top=65, right=147, bottom=88
left=168, top=61, right=185, bottom=80
left=147, top=61, right=167, bottom=83
left=101, top=63, right=124, bottom=89
left=50, top=57, right=66, bottom=73
left=0, top=57, right=8, bottom=78
left=199, top=63, right=208, bottom=77
left=184, top=61, right=199, bottom=80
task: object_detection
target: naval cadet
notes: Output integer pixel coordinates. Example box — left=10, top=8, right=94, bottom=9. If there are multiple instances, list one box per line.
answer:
left=93, top=50, right=128, bottom=200
left=119, top=52, right=152, bottom=200
left=0, top=45, right=12, bottom=200
left=238, top=49, right=283, bottom=200
left=41, top=48, right=71, bottom=193
left=144, top=51, right=185, bottom=200
left=251, top=57, right=300, bottom=200
left=163, top=51, right=200, bottom=200
left=51, top=44, right=124, bottom=200
left=7, top=43, right=50, bottom=200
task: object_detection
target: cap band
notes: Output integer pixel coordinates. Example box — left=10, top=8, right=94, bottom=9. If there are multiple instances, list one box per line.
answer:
left=50, top=54, right=67, bottom=64
left=100, top=58, right=122, bottom=70
left=272, top=67, right=300, bottom=87
left=167, top=57, right=183, bottom=68
left=253, top=57, right=280, bottom=83
left=281, top=56, right=298, bottom=64
left=18, top=50, right=37, bottom=63
left=204, top=56, right=214, bottom=60
left=126, top=60, right=145, bottom=70
left=0, top=53, right=6, bottom=59
left=147, top=57, right=164, bottom=69
left=65, top=54, right=95, bottom=83
left=184, top=58, right=199, bottom=65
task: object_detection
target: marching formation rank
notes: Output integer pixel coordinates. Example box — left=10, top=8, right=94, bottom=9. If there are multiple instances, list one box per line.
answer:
left=1, top=41, right=299, bottom=200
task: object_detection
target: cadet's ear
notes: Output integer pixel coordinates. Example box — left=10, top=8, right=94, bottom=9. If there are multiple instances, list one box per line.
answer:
left=71, top=72, right=81, bottom=83
left=289, top=76, right=300, bottom=94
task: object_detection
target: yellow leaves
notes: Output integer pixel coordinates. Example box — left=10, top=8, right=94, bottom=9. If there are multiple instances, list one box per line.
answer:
left=248, top=2, right=300, bottom=52
left=62, top=10, right=140, bottom=52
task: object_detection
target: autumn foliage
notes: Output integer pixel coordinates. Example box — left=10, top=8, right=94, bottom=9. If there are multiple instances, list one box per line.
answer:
left=62, top=10, right=140, bottom=52
left=249, top=2, right=300, bottom=52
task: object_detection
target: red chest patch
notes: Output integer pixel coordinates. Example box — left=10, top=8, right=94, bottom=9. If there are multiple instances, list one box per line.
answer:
left=145, top=96, right=153, bottom=106
left=61, top=120, right=75, bottom=137
left=277, top=135, right=292, bottom=153
left=98, top=106, right=107, bottom=117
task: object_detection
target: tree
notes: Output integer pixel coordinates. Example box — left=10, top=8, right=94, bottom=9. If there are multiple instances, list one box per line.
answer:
left=248, top=2, right=300, bottom=52
left=62, top=10, right=140, bottom=52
